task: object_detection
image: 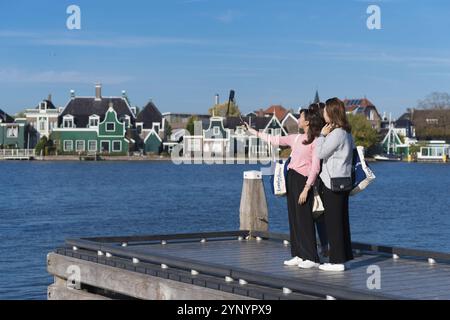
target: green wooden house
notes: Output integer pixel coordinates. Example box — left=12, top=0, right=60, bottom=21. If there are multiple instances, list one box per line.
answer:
left=0, top=109, right=35, bottom=149
left=51, top=85, right=135, bottom=155
left=51, top=105, right=131, bottom=155
left=136, top=101, right=165, bottom=154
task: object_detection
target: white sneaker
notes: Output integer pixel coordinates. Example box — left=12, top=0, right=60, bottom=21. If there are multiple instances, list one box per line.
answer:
left=284, top=256, right=303, bottom=266
left=319, top=263, right=346, bottom=272
left=298, top=260, right=320, bottom=269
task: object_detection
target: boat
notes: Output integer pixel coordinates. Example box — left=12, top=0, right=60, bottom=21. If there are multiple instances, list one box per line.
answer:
left=374, top=154, right=401, bottom=162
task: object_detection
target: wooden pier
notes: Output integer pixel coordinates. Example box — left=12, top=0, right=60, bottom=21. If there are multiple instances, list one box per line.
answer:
left=0, top=149, right=35, bottom=160
left=47, top=171, right=450, bottom=300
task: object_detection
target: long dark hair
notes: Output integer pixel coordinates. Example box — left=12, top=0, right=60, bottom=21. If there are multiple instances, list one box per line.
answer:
left=300, top=109, right=323, bottom=145
left=308, top=102, right=326, bottom=120
left=325, top=97, right=352, bottom=133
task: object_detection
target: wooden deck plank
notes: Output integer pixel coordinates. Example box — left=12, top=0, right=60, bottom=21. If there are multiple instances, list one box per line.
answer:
left=101, top=239, right=450, bottom=299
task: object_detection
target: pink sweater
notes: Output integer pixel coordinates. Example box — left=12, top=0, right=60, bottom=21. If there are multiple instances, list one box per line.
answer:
left=258, top=133, right=321, bottom=187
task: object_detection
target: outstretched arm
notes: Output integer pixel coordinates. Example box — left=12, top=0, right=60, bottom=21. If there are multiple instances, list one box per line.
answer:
left=246, top=123, right=294, bottom=147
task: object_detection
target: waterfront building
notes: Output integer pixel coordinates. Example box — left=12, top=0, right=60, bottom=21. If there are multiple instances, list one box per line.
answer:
left=51, top=85, right=136, bottom=155
left=182, top=112, right=288, bottom=158
left=410, top=109, right=450, bottom=141
left=0, top=109, right=35, bottom=149
left=418, top=140, right=450, bottom=162
left=136, top=101, right=165, bottom=154
left=344, top=98, right=382, bottom=131
left=24, top=96, right=61, bottom=139
left=162, top=112, right=210, bottom=130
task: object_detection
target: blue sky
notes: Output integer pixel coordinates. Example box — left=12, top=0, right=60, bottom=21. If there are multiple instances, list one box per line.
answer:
left=1, top=0, right=450, bottom=118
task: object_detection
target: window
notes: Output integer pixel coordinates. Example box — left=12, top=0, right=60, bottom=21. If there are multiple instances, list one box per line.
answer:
left=136, top=123, right=143, bottom=134
left=123, top=116, right=130, bottom=128
left=6, top=126, right=18, bottom=138
left=426, top=119, right=439, bottom=125
left=76, top=140, right=85, bottom=152
left=40, top=102, right=46, bottom=111
left=153, top=123, right=160, bottom=132
left=89, top=116, right=99, bottom=128
left=88, top=140, right=97, bottom=152
left=39, top=117, right=47, bottom=131
left=112, top=141, right=122, bottom=152
left=101, top=141, right=110, bottom=153
left=63, top=116, right=74, bottom=128
left=106, top=123, right=115, bottom=132
left=213, top=127, right=220, bottom=136
left=64, top=141, right=73, bottom=152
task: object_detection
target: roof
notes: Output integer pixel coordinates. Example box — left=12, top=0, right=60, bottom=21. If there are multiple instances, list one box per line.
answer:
left=255, top=105, right=288, bottom=121
left=397, top=112, right=412, bottom=121
left=313, top=90, right=320, bottom=104
left=225, top=116, right=272, bottom=131
left=394, top=119, right=412, bottom=128
left=411, top=109, right=450, bottom=140
left=59, top=97, right=135, bottom=128
left=411, top=109, right=450, bottom=128
left=136, top=101, right=163, bottom=129
left=37, top=100, right=57, bottom=110
left=344, top=98, right=375, bottom=112
left=0, top=109, right=14, bottom=123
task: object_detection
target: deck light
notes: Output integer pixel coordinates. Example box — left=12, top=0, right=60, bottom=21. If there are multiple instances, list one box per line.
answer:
left=282, top=287, right=292, bottom=294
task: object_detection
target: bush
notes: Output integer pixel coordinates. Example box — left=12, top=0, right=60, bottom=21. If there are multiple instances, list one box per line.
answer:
left=35, top=137, right=54, bottom=156
left=347, top=114, right=379, bottom=149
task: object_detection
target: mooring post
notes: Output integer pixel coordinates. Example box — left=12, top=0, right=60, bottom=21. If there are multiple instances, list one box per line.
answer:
left=239, top=171, right=269, bottom=236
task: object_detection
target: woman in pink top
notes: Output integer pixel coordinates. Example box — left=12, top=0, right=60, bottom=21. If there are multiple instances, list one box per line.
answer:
left=245, top=109, right=323, bottom=269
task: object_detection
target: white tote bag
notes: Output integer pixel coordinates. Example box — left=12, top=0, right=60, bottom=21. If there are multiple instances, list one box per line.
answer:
left=271, top=135, right=300, bottom=197
left=350, top=146, right=376, bottom=196
left=272, top=160, right=287, bottom=196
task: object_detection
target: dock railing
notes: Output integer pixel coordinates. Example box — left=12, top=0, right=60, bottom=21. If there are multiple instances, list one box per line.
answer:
left=0, top=149, right=35, bottom=159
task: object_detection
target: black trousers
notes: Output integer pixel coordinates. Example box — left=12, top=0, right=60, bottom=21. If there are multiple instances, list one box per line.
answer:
left=286, top=170, right=320, bottom=263
left=321, top=184, right=354, bottom=264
